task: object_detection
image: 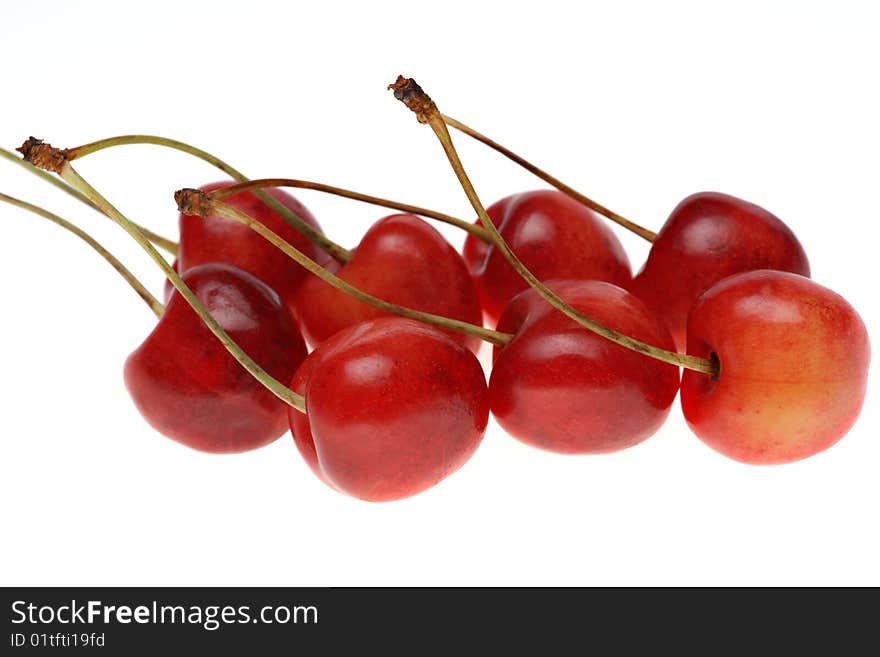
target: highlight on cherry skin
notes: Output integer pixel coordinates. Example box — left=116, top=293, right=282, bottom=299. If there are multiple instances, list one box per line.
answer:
left=125, top=262, right=308, bottom=454
left=288, top=317, right=490, bottom=502
left=681, top=269, right=870, bottom=465
left=630, top=191, right=810, bottom=351
left=462, top=190, right=632, bottom=326
left=177, top=182, right=332, bottom=322
left=295, top=213, right=483, bottom=353
left=490, top=279, right=680, bottom=454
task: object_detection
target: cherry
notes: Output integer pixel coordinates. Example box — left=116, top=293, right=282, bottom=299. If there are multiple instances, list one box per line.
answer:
left=462, top=190, right=632, bottom=326
left=178, top=182, right=332, bottom=320
left=682, top=270, right=869, bottom=464
left=630, top=192, right=810, bottom=350
left=490, top=280, right=680, bottom=454
left=296, top=213, right=483, bottom=352
left=125, top=263, right=307, bottom=453
left=288, top=317, right=489, bottom=502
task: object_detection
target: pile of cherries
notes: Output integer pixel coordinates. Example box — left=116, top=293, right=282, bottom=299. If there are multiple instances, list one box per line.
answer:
left=9, top=81, right=870, bottom=503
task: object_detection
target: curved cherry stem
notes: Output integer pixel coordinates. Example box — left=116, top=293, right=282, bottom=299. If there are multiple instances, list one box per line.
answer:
left=389, top=77, right=716, bottom=377
left=177, top=188, right=510, bottom=348
left=17, top=138, right=307, bottom=413
left=1, top=146, right=178, bottom=255
left=0, top=191, right=164, bottom=318
left=441, top=115, right=658, bottom=243
left=208, top=178, right=493, bottom=243
left=64, top=135, right=353, bottom=263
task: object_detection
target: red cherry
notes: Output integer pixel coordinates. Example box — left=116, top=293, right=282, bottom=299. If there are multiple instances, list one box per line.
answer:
left=630, top=192, right=810, bottom=351
left=295, top=214, right=483, bottom=352
left=177, top=182, right=332, bottom=320
left=125, top=263, right=307, bottom=453
left=490, top=280, right=680, bottom=454
left=288, top=317, right=489, bottom=502
left=462, top=190, right=632, bottom=326
left=681, top=270, right=870, bottom=465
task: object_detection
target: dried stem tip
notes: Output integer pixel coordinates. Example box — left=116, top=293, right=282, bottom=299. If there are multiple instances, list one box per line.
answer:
left=174, top=188, right=215, bottom=217
left=388, top=76, right=436, bottom=124
left=17, top=137, right=69, bottom=174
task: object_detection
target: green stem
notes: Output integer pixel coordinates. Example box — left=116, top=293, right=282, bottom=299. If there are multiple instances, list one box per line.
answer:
left=209, top=178, right=493, bottom=243
left=1, top=146, right=179, bottom=255
left=55, top=161, right=306, bottom=413
left=442, top=115, right=657, bottom=243
left=66, top=135, right=352, bottom=263
left=0, top=191, right=163, bottom=318
left=390, top=77, right=716, bottom=377
left=177, top=189, right=510, bottom=348
left=131, top=224, right=178, bottom=255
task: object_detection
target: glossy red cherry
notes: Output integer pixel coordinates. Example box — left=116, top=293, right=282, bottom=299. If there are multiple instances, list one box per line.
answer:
left=177, top=182, right=332, bottom=320
left=681, top=270, right=869, bottom=465
left=288, top=317, right=489, bottom=502
left=125, top=263, right=307, bottom=453
left=295, top=213, right=483, bottom=352
left=490, top=279, right=680, bottom=454
left=462, top=190, right=632, bottom=326
left=630, top=192, right=810, bottom=351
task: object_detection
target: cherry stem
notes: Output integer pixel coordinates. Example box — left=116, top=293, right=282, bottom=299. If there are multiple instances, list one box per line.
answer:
left=177, top=188, right=511, bottom=348
left=208, top=178, right=493, bottom=243
left=16, top=138, right=307, bottom=413
left=441, top=115, right=657, bottom=243
left=1, top=146, right=178, bottom=255
left=0, top=191, right=164, bottom=318
left=389, top=77, right=716, bottom=377
left=64, top=135, right=353, bottom=263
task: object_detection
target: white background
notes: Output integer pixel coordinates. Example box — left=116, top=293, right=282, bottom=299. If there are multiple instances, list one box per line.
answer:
left=1, top=1, right=877, bottom=586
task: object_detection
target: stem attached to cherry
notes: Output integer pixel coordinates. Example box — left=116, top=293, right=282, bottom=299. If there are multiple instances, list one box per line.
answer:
left=389, top=76, right=717, bottom=377
left=63, top=135, right=353, bottom=263
left=0, top=191, right=164, bottom=318
left=17, top=138, right=307, bottom=413
left=441, top=115, right=657, bottom=243
left=176, top=188, right=510, bottom=347
left=1, top=146, right=178, bottom=255
left=207, top=178, right=493, bottom=243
